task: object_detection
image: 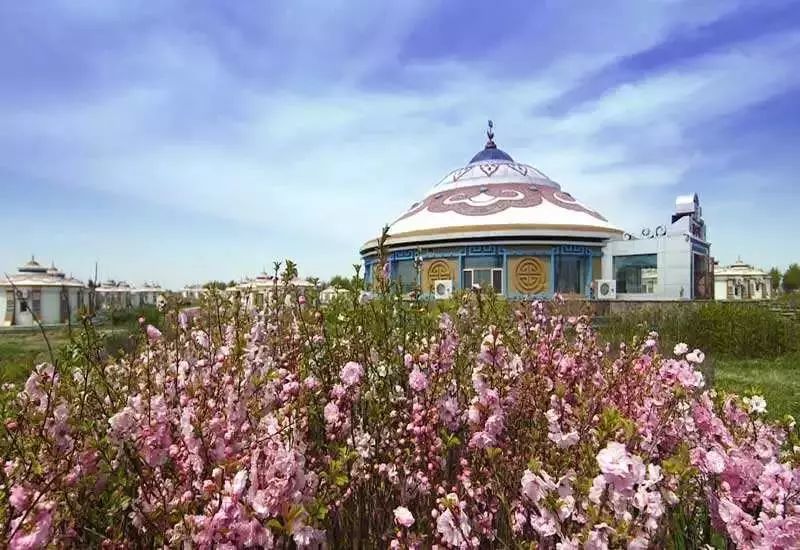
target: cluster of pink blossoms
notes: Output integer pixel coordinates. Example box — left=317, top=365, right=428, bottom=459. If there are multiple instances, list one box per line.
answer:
left=1, top=291, right=798, bottom=548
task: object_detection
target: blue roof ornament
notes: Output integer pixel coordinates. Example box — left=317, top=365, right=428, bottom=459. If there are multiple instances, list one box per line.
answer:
left=469, top=119, right=514, bottom=164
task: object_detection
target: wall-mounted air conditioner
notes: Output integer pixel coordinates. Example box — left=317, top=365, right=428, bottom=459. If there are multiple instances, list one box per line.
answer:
left=433, top=280, right=453, bottom=300
left=595, top=280, right=617, bottom=300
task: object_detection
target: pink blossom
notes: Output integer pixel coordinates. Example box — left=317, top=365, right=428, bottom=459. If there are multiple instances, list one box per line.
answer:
left=686, top=349, right=705, bottom=364
left=394, top=506, right=415, bottom=527
left=323, top=402, right=340, bottom=425
left=521, top=469, right=556, bottom=503
left=340, top=361, right=364, bottom=387
left=409, top=367, right=428, bottom=393
left=145, top=324, right=162, bottom=343
left=9, top=485, right=32, bottom=511
left=436, top=508, right=470, bottom=547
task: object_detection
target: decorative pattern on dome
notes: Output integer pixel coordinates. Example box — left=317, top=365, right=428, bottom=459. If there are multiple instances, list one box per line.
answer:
left=396, top=183, right=607, bottom=221
left=438, top=162, right=552, bottom=186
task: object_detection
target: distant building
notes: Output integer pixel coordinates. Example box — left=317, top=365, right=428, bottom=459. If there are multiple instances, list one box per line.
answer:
left=95, top=280, right=165, bottom=310
left=132, top=283, right=164, bottom=307
left=713, top=259, right=772, bottom=300
left=600, top=194, right=713, bottom=300
left=1, top=257, right=87, bottom=326
left=233, top=272, right=317, bottom=308
left=95, top=280, right=135, bottom=309
left=181, top=284, right=206, bottom=301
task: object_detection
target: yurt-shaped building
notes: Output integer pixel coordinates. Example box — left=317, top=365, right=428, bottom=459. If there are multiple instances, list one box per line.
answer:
left=360, top=123, right=622, bottom=298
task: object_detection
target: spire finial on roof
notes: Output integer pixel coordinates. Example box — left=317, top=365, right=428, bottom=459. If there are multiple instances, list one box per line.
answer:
left=485, top=119, right=497, bottom=149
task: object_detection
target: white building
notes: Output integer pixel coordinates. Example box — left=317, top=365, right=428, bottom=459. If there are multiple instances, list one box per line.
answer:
left=95, top=280, right=135, bottom=310
left=713, top=259, right=772, bottom=301
left=1, top=258, right=88, bottom=326
left=181, top=284, right=206, bottom=301
left=132, top=283, right=164, bottom=307
left=233, top=272, right=317, bottom=308
left=95, top=281, right=165, bottom=310
left=600, top=194, right=713, bottom=300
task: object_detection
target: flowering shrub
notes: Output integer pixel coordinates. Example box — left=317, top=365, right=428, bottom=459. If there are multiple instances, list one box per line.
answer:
left=1, top=276, right=799, bottom=548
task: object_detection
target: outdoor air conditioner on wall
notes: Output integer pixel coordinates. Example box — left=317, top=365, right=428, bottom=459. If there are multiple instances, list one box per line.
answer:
left=595, top=280, right=617, bottom=300
left=433, top=279, right=453, bottom=300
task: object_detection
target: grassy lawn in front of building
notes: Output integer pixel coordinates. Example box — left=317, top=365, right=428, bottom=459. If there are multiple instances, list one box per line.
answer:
left=0, top=328, right=73, bottom=384
left=714, top=353, right=800, bottom=421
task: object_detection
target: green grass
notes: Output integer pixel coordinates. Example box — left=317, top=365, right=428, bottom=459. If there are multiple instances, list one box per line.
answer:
left=0, top=328, right=72, bottom=384
left=714, top=353, right=800, bottom=420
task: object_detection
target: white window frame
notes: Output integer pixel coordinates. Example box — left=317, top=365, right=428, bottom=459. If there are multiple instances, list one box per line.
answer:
left=462, top=268, right=504, bottom=294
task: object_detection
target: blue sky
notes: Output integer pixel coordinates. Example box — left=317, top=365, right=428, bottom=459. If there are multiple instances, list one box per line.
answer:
left=1, top=0, right=798, bottom=288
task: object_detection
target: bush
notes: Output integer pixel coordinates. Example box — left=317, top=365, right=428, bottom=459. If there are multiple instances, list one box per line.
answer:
left=109, top=305, right=161, bottom=328
left=601, top=302, right=800, bottom=359
left=1, top=283, right=799, bottom=549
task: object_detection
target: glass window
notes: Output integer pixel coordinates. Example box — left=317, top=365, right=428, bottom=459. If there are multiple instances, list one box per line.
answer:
left=556, top=256, right=584, bottom=294
left=464, top=256, right=502, bottom=269
left=462, top=270, right=473, bottom=289
left=613, top=254, right=657, bottom=294
left=393, top=260, right=418, bottom=293
left=463, top=268, right=503, bottom=293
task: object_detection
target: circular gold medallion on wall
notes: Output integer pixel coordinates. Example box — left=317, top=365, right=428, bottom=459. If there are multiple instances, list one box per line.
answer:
left=427, top=260, right=452, bottom=288
left=514, top=258, right=546, bottom=294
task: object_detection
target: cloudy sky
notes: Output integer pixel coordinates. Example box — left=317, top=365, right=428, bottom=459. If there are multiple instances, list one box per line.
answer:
left=1, top=0, right=798, bottom=288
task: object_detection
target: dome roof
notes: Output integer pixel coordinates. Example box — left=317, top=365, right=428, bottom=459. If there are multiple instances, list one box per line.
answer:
left=362, top=126, right=621, bottom=252
left=18, top=256, right=47, bottom=273
left=469, top=144, right=514, bottom=163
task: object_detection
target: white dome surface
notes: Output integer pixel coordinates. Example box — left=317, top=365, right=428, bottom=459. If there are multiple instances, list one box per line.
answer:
left=364, top=155, right=621, bottom=251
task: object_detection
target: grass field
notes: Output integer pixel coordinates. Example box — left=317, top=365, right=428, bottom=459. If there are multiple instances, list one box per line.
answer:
left=714, top=354, right=800, bottom=420
left=2, top=328, right=798, bottom=421
left=0, top=328, right=72, bottom=384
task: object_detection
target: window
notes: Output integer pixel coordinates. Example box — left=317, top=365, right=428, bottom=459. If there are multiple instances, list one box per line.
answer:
left=392, top=259, right=418, bottom=293
left=613, top=254, right=657, bottom=294
left=461, top=256, right=503, bottom=294
left=31, top=289, right=42, bottom=316
left=463, top=268, right=503, bottom=293
left=556, top=256, right=585, bottom=294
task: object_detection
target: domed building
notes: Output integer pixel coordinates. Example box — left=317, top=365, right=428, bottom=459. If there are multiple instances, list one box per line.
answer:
left=360, top=123, right=623, bottom=298
left=1, top=257, right=87, bottom=326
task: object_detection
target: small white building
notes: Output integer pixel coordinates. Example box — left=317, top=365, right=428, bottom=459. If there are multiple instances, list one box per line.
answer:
left=234, top=272, right=317, bottom=309
left=713, top=259, right=772, bottom=301
left=181, top=284, right=206, bottom=301
left=600, top=194, right=713, bottom=300
left=132, top=283, right=164, bottom=307
left=95, top=280, right=135, bottom=310
left=1, top=258, right=88, bottom=326
left=95, top=281, right=165, bottom=309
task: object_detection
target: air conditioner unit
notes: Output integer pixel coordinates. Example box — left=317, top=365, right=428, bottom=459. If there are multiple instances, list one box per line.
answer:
left=433, top=279, right=453, bottom=300
left=595, top=280, right=617, bottom=300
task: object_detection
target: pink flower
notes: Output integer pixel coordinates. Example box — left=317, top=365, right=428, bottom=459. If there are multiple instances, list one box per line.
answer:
left=394, top=506, right=415, bottom=528
left=705, top=450, right=726, bottom=474
left=409, top=367, right=428, bottom=393
left=673, top=342, right=689, bottom=355
left=145, top=324, right=162, bottom=343
left=9, top=485, right=32, bottom=511
left=340, top=361, right=364, bottom=387
left=521, top=469, right=556, bottom=503
left=686, top=349, right=705, bottom=364
left=232, top=469, right=248, bottom=497
left=323, top=402, right=340, bottom=425
left=436, top=508, right=470, bottom=546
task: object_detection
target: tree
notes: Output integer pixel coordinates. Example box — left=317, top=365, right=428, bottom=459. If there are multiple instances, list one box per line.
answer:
left=782, top=264, right=800, bottom=292
left=768, top=267, right=782, bottom=293
left=782, top=263, right=800, bottom=292
left=328, top=275, right=353, bottom=290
